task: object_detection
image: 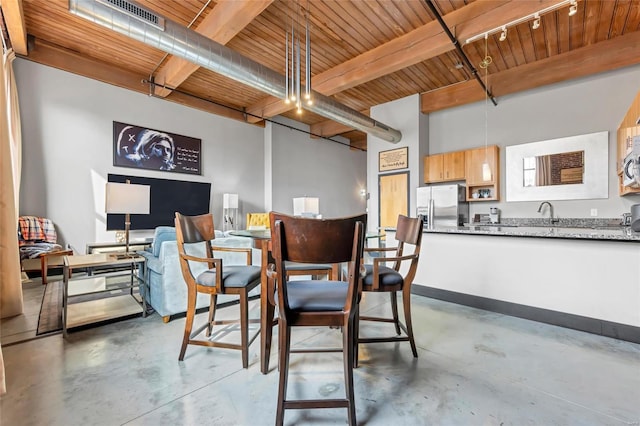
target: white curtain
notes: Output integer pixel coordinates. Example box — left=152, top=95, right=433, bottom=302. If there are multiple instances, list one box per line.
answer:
left=1, top=48, right=24, bottom=395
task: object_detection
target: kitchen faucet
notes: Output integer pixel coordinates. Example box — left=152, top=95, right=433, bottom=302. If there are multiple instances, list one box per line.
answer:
left=537, top=201, right=559, bottom=224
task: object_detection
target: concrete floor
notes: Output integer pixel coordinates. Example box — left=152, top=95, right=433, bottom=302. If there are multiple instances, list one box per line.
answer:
left=1, top=281, right=639, bottom=426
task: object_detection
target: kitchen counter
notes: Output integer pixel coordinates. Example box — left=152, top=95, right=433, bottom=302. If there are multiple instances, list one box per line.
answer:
left=422, top=224, right=640, bottom=242
left=384, top=225, right=640, bottom=342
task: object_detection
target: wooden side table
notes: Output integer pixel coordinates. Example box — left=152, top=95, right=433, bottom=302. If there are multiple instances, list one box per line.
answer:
left=62, top=253, right=146, bottom=337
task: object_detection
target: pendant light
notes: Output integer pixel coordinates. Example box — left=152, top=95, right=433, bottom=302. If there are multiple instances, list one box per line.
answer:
left=284, top=1, right=312, bottom=113
left=481, top=34, right=492, bottom=182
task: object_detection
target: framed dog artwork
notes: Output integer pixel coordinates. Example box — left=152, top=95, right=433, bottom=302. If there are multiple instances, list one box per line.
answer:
left=113, top=121, right=202, bottom=175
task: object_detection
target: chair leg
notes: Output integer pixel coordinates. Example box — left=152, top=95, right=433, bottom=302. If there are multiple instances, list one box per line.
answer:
left=40, top=256, right=48, bottom=285
left=390, top=291, right=401, bottom=335
left=275, top=320, right=291, bottom=426
left=402, top=290, right=418, bottom=358
left=239, top=291, right=249, bottom=369
left=206, top=294, right=218, bottom=337
left=179, top=287, right=197, bottom=361
left=354, top=305, right=360, bottom=368
left=343, top=318, right=357, bottom=426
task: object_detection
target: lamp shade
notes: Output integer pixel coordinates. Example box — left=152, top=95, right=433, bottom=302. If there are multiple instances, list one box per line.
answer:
left=105, top=182, right=150, bottom=214
left=223, top=193, right=239, bottom=209
left=293, top=197, right=319, bottom=216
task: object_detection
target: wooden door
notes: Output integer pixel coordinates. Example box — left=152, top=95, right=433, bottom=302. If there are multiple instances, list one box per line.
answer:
left=379, top=172, right=408, bottom=229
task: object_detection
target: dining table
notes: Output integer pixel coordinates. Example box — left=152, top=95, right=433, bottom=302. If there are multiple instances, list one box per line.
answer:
left=229, top=227, right=382, bottom=374
left=229, top=229, right=275, bottom=374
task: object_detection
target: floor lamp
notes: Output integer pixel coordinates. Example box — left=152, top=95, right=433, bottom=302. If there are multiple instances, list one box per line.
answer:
left=105, top=180, right=150, bottom=256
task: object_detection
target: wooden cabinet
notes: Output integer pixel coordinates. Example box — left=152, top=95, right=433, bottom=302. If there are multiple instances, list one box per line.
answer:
left=464, top=145, right=500, bottom=201
left=424, top=151, right=465, bottom=183
left=617, top=90, right=640, bottom=196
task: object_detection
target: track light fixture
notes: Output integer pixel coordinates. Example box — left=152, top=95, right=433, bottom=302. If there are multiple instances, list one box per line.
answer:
left=532, top=14, right=541, bottom=30
left=499, top=27, right=507, bottom=42
left=465, top=0, right=577, bottom=45
left=568, top=0, right=578, bottom=16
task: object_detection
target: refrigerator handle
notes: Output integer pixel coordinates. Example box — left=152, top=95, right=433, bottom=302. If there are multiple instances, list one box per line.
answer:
left=428, top=198, right=434, bottom=229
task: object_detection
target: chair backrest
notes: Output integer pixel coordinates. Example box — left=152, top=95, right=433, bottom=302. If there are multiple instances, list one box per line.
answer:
left=18, top=216, right=58, bottom=246
left=246, top=212, right=270, bottom=229
left=391, top=214, right=424, bottom=273
left=270, top=212, right=366, bottom=314
left=175, top=212, right=217, bottom=271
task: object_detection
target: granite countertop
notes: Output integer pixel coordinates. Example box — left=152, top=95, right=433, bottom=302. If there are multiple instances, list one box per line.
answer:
left=385, top=219, right=640, bottom=242
left=424, top=225, right=640, bottom=242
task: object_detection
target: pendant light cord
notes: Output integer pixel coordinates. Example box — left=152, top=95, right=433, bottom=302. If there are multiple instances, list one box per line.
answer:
left=484, top=35, right=488, bottom=163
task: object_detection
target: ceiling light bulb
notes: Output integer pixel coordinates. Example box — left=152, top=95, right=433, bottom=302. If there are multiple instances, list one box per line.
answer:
left=284, top=98, right=290, bottom=104
left=290, top=94, right=296, bottom=102
left=568, top=3, right=577, bottom=16
left=306, top=99, right=313, bottom=106
left=499, top=27, right=507, bottom=42
left=532, top=14, right=541, bottom=30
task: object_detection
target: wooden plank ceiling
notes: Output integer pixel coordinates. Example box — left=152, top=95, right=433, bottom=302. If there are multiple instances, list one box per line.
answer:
left=2, top=0, right=640, bottom=149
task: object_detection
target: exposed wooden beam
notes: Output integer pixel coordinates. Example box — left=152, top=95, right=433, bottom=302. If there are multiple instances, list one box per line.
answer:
left=349, top=136, right=367, bottom=152
left=310, top=110, right=370, bottom=138
left=421, top=30, right=640, bottom=114
left=24, top=37, right=251, bottom=124
left=245, top=0, right=561, bottom=124
left=1, top=0, right=28, bottom=55
left=153, top=0, right=273, bottom=97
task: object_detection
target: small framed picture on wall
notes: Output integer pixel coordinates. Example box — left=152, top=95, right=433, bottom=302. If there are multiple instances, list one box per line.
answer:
left=379, top=147, right=408, bottom=172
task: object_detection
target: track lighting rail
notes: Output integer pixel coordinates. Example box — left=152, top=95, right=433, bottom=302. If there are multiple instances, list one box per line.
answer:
left=424, top=0, right=497, bottom=106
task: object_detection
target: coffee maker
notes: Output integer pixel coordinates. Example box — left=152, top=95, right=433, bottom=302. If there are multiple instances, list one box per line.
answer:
left=489, top=207, right=500, bottom=224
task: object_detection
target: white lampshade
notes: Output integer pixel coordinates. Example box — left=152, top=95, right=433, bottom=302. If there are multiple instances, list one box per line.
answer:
left=482, top=162, right=492, bottom=182
left=105, top=182, right=150, bottom=214
left=223, top=193, right=239, bottom=209
left=293, top=197, right=319, bottom=216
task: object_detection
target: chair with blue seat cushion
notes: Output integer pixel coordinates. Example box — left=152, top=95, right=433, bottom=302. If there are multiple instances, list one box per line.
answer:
left=175, top=212, right=261, bottom=368
left=269, top=212, right=366, bottom=426
left=356, top=214, right=423, bottom=367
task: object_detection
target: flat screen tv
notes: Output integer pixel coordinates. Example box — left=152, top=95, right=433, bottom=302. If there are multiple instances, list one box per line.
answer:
left=107, top=174, right=211, bottom=230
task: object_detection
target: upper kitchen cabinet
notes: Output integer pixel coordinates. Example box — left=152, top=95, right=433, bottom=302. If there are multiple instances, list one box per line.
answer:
left=465, top=145, right=500, bottom=201
left=617, top=90, right=640, bottom=196
left=423, top=151, right=465, bottom=183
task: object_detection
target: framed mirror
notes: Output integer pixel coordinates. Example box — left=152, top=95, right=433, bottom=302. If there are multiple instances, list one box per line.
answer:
left=505, top=131, right=608, bottom=201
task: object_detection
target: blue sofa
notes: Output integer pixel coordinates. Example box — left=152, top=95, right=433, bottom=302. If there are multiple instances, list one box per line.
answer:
left=138, top=226, right=260, bottom=322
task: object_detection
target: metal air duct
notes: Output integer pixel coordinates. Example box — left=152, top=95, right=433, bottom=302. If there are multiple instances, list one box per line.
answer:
left=69, top=0, right=402, bottom=143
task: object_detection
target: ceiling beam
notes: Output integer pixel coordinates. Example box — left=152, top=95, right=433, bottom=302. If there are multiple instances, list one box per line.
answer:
left=24, top=37, right=252, bottom=124
left=153, top=0, right=273, bottom=97
left=421, top=29, right=640, bottom=114
left=310, top=110, right=370, bottom=138
left=244, top=0, right=561, bottom=124
left=1, top=0, right=28, bottom=55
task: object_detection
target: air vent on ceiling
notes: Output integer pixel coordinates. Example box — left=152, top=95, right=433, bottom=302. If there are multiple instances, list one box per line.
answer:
left=96, top=0, right=164, bottom=30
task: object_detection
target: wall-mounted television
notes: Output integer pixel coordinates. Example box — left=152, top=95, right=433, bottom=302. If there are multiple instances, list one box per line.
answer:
left=107, top=174, right=211, bottom=230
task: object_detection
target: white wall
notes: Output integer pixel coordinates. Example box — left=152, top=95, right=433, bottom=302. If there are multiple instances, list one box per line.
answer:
left=15, top=59, right=366, bottom=252
left=270, top=116, right=367, bottom=218
left=368, top=94, right=428, bottom=231
left=428, top=65, right=640, bottom=219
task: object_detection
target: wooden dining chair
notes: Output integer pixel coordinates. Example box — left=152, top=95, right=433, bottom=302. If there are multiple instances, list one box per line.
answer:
left=175, top=212, right=261, bottom=368
left=356, top=214, right=423, bottom=366
left=269, top=212, right=366, bottom=426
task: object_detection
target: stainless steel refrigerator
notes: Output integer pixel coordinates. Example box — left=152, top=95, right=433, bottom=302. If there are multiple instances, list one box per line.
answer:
left=416, top=184, right=469, bottom=228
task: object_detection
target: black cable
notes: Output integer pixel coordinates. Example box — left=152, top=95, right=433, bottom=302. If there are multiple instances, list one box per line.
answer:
left=141, top=79, right=367, bottom=152
left=424, top=0, right=498, bottom=106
